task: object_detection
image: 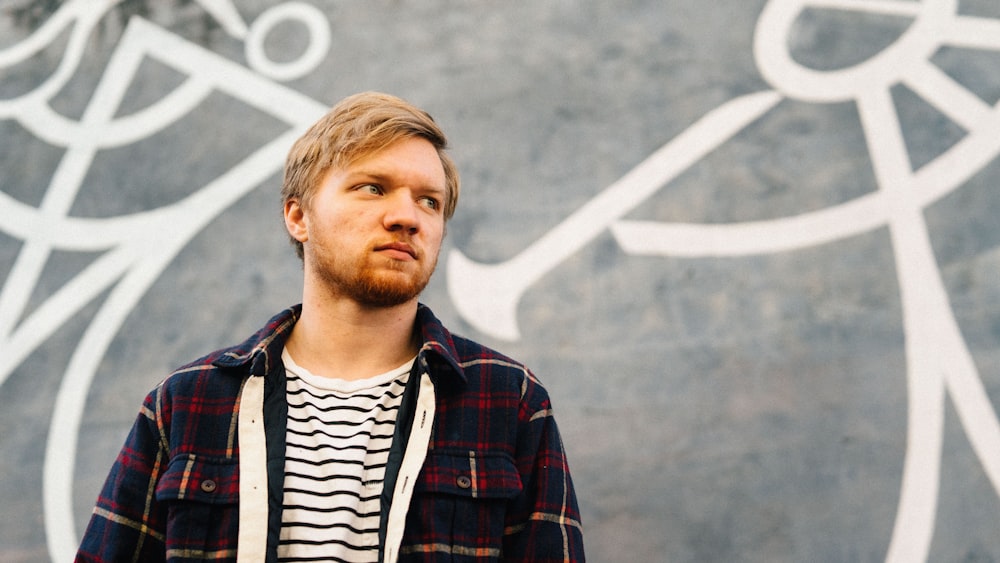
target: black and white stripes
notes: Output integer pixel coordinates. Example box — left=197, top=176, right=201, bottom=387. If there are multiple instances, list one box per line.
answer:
left=278, top=350, right=411, bottom=563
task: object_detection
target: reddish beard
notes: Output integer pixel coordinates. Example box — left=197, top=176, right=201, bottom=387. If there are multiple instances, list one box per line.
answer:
left=309, top=243, right=438, bottom=307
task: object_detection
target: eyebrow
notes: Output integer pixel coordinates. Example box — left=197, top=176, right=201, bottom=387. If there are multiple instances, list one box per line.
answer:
left=348, top=170, right=447, bottom=195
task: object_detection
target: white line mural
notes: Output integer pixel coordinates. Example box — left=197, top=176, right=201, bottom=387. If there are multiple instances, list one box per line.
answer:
left=0, top=0, right=997, bottom=561
left=448, top=0, right=1000, bottom=561
left=0, top=1, right=330, bottom=560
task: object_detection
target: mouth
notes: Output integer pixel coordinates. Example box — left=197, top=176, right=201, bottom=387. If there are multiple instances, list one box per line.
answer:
left=375, top=241, right=418, bottom=260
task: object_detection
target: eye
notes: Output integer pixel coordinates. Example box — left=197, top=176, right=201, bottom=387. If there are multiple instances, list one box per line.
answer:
left=357, top=183, right=382, bottom=195
left=419, top=196, right=440, bottom=210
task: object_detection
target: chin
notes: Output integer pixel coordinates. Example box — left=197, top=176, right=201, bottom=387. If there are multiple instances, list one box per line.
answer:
left=352, top=272, right=430, bottom=308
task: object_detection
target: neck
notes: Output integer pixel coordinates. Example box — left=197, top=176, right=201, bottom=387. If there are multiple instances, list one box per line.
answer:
left=286, top=282, right=421, bottom=380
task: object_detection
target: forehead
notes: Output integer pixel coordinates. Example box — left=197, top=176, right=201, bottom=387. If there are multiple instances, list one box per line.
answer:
left=343, top=137, right=444, bottom=167
left=341, top=137, right=446, bottom=185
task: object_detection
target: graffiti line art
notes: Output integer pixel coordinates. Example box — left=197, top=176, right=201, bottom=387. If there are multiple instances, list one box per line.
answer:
left=0, top=1, right=329, bottom=560
left=448, top=0, right=1000, bottom=561
left=0, top=0, right=998, bottom=561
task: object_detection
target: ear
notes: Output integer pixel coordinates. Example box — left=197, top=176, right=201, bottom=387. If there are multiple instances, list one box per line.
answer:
left=284, top=199, right=309, bottom=243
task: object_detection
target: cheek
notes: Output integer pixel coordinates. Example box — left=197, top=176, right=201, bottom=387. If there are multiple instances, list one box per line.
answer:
left=424, top=223, right=445, bottom=249
left=309, top=209, right=357, bottom=238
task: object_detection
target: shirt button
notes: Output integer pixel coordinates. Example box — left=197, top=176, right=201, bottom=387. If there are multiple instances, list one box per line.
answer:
left=200, top=479, right=218, bottom=493
left=456, top=475, right=472, bottom=489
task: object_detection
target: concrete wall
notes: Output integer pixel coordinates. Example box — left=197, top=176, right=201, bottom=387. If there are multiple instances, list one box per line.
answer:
left=2, top=0, right=1000, bottom=560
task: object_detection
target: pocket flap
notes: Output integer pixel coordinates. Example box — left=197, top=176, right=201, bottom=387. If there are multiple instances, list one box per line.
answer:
left=155, top=454, right=239, bottom=504
left=416, top=450, right=522, bottom=499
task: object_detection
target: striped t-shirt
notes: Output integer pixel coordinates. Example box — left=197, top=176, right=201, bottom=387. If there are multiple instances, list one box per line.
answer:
left=278, top=349, right=413, bottom=563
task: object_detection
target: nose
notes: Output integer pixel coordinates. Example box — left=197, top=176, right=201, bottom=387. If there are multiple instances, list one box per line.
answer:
left=383, top=191, right=420, bottom=234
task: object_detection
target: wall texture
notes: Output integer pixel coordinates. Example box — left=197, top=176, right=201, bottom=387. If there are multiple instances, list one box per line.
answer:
left=2, top=1, right=1000, bottom=561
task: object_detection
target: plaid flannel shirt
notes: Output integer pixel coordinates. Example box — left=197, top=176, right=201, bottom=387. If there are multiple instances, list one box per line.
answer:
left=76, top=304, right=584, bottom=562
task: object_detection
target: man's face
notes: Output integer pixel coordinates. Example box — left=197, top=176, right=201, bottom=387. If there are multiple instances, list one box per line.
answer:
left=285, top=136, right=448, bottom=307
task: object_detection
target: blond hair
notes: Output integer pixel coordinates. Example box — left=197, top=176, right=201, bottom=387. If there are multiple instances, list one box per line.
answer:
left=281, top=91, right=460, bottom=259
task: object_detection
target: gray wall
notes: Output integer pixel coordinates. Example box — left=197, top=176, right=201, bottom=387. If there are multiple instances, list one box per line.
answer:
left=3, top=0, right=1000, bottom=561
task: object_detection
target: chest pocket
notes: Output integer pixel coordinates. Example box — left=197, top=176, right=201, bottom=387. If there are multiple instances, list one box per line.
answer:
left=417, top=450, right=522, bottom=499
left=408, top=450, right=522, bottom=560
left=155, top=454, right=240, bottom=559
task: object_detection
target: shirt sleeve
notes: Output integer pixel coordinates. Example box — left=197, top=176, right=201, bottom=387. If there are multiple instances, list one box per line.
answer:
left=502, top=374, right=586, bottom=562
left=76, top=388, right=169, bottom=563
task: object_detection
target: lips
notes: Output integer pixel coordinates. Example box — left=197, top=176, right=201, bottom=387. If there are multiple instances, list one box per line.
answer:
left=375, top=241, right=417, bottom=260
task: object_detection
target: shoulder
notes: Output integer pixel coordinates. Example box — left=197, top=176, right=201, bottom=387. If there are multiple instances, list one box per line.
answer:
left=415, top=303, right=551, bottom=404
left=448, top=333, right=551, bottom=404
left=450, top=333, right=526, bottom=373
left=153, top=305, right=300, bottom=401
left=147, top=351, right=243, bottom=413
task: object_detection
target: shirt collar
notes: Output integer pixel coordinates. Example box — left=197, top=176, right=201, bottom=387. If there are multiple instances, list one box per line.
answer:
left=210, top=305, right=300, bottom=375
left=414, top=303, right=467, bottom=385
left=210, top=303, right=466, bottom=385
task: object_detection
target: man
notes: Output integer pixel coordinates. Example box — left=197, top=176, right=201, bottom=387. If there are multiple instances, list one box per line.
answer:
left=76, top=92, right=584, bottom=562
